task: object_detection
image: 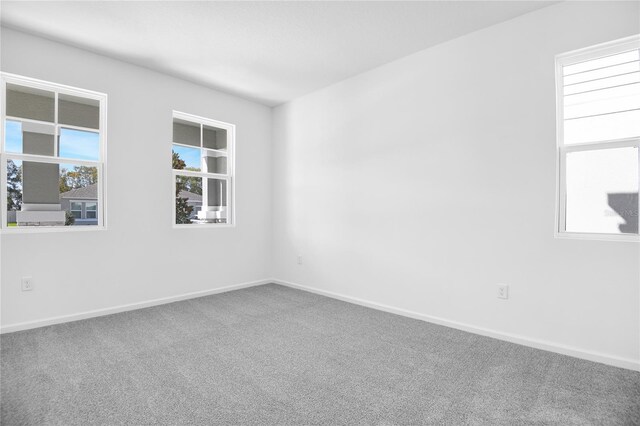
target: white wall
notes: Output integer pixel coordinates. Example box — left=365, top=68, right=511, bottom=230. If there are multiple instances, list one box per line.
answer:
left=0, top=28, right=272, bottom=327
left=272, top=1, right=640, bottom=367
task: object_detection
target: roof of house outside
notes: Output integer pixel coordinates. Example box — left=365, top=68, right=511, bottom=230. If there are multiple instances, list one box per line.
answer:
left=60, top=183, right=98, bottom=199
left=179, top=190, right=201, bottom=202
left=59, top=185, right=202, bottom=202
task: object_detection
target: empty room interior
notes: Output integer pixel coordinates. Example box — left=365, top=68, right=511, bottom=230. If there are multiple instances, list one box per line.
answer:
left=1, top=1, right=640, bottom=424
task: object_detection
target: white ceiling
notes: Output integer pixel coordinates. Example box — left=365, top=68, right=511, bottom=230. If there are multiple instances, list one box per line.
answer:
left=0, top=1, right=557, bottom=106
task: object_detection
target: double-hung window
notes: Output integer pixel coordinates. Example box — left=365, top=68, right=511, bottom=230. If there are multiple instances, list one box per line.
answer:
left=1, top=73, right=107, bottom=230
left=172, top=111, right=234, bottom=226
left=556, top=36, right=640, bottom=241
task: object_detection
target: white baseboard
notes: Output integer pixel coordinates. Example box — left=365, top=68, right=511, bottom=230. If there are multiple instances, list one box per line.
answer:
left=0, top=279, right=270, bottom=334
left=272, top=278, right=640, bottom=372
left=4, top=277, right=638, bottom=372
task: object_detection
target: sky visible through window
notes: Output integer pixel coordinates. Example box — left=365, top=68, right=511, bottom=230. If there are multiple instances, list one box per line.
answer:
left=59, top=128, right=99, bottom=161
left=173, top=144, right=201, bottom=170
left=5, top=120, right=22, bottom=153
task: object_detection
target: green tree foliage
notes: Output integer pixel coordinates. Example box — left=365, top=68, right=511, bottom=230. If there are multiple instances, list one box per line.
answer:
left=64, top=210, right=75, bottom=226
left=6, top=159, right=22, bottom=211
left=173, top=151, right=194, bottom=224
left=60, top=166, right=98, bottom=193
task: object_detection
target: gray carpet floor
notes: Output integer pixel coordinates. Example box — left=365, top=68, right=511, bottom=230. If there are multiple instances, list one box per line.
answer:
left=1, top=284, right=639, bottom=425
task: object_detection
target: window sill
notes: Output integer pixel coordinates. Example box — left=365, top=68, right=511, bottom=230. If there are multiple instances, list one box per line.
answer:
left=555, top=231, right=639, bottom=242
left=172, top=223, right=235, bottom=230
left=1, top=225, right=106, bottom=234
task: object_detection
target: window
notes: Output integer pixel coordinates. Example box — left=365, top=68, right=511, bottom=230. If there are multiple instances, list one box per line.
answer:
left=70, top=202, right=82, bottom=219
left=66, top=201, right=98, bottom=224
left=85, top=202, right=97, bottom=219
left=556, top=36, right=639, bottom=241
left=172, top=111, right=234, bottom=226
left=1, top=73, right=106, bottom=230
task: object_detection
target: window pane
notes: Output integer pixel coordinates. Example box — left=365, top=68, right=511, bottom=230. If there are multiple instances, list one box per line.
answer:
left=565, top=147, right=638, bottom=234
left=562, top=48, right=640, bottom=145
left=563, top=50, right=640, bottom=76
left=564, top=109, right=640, bottom=144
left=564, top=83, right=640, bottom=120
left=58, top=93, right=100, bottom=129
left=172, top=145, right=201, bottom=171
left=204, top=151, right=227, bottom=174
left=59, top=128, right=100, bottom=161
left=564, top=61, right=640, bottom=86
left=59, top=164, right=99, bottom=225
left=5, top=159, right=22, bottom=227
left=6, top=160, right=98, bottom=227
left=196, top=178, right=228, bottom=223
left=173, top=118, right=200, bottom=147
left=175, top=175, right=202, bottom=224
left=6, top=84, right=55, bottom=123
left=4, top=120, right=56, bottom=155
left=564, top=73, right=639, bottom=96
left=203, top=125, right=227, bottom=150
left=5, top=120, right=23, bottom=153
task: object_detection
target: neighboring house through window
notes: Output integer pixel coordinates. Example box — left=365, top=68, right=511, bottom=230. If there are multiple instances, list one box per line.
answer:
left=60, top=184, right=99, bottom=225
left=555, top=35, right=640, bottom=241
left=1, top=73, right=107, bottom=230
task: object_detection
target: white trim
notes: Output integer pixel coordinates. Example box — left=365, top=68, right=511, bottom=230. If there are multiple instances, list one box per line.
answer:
left=0, top=79, right=6, bottom=229
left=59, top=123, right=100, bottom=134
left=562, top=138, right=640, bottom=152
left=173, top=110, right=235, bottom=130
left=172, top=141, right=200, bottom=150
left=3, top=152, right=100, bottom=168
left=2, top=72, right=106, bottom=101
left=203, top=147, right=228, bottom=157
left=0, top=278, right=270, bottom=334
left=556, top=35, right=640, bottom=67
left=173, top=223, right=235, bottom=229
left=2, top=225, right=104, bottom=234
left=172, top=168, right=227, bottom=180
left=3, top=278, right=638, bottom=371
left=555, top=230, right=640, bottom=242
left=272, top=279, right=640, bottom=372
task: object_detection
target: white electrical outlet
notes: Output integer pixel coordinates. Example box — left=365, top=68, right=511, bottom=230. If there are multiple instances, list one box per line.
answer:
left=21, top=276, right=34, bottom=292
left=497, top=284, right=509, bottom=299
left=297, top=255, right=303, bottom=265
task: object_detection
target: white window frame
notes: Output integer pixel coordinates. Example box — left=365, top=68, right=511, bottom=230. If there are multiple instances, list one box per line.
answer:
left=555, top=35, right=640, bottom=242
left=171, top=111, right=235, bottom=228
left=0, top=73, right=107, bottom=233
